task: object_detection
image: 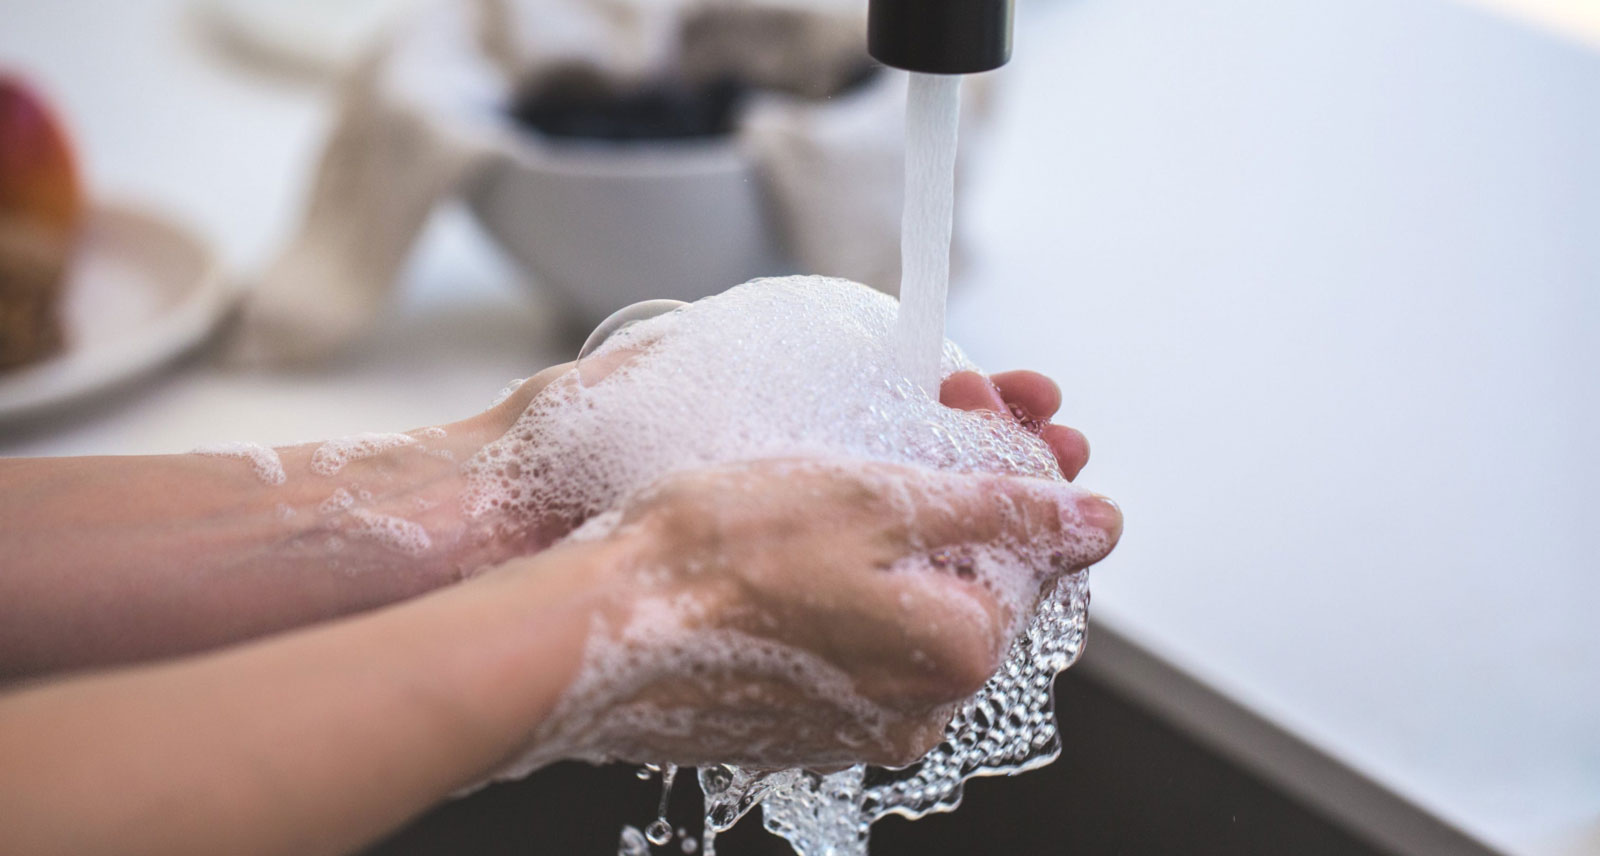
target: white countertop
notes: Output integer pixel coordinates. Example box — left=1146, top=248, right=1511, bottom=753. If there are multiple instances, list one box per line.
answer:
left=2, top=1, right=1596, bottom=854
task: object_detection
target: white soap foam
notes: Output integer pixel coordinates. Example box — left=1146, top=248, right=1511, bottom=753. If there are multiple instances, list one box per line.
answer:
left=463, top=277, right=1064, bottom=529
left=193, top=442, right=287, bottom=486
left=346, top=507, right=432, bottom=557
left=466, top=276, right=1107, bottom=855
left=309, top=432, right=418, bottom=476
left=318, top=488, right=355, bottom=515
left=510, top=597, right=904, bottom=780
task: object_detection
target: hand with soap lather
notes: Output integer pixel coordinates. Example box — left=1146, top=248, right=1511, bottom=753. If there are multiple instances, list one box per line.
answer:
left=496, top=366, right=1116, bottom=771
left=520, top=454, right=1119, bottom=773
left=0, top=366, right=1119, bottom=856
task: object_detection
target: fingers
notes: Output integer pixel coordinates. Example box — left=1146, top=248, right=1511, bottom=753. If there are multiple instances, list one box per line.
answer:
left=939, top=371, right=1007, bottom=413
left=1041, top=424, right=1090, bottom=480
left=989, top=370, right=1061, bottom=422
left=1075, top=492, right=1123, bottom=548
left=481, top=362, right=572, bottom=429
left=941, top=370, right=1090, bottom=480
left=981, top=476, right=1121, bottom=570
left=489, top=335, right=657, bottom=423
left=902, top=469, right=1122, bottom=569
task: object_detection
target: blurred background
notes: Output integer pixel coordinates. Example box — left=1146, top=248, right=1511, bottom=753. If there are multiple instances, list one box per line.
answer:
left=1, top=0, right=1596, bottom=854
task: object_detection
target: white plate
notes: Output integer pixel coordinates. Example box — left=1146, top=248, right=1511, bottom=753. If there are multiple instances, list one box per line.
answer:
left=0, top=202, right=234, bottom=422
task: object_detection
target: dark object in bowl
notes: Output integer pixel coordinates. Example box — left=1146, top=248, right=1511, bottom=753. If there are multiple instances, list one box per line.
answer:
left=508, top=63, right=883, bottom=143
left=510, top=72, right=748, bottom=141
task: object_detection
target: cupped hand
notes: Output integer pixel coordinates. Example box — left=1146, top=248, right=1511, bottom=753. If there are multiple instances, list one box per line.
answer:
left=532, top=457, right=1122, bottom=770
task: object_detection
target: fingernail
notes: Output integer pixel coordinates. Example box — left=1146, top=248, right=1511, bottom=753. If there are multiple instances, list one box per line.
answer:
left=1077, top=495, right=1123, bottom=543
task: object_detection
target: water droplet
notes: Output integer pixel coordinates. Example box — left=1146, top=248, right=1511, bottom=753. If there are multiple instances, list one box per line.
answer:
left=700, top=765, right=732, bottom=794
left=618, top=825, right=649, bottom=856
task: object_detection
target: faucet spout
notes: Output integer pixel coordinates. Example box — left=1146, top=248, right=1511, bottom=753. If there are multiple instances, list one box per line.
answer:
left=867, top=0, right=1014, bottom=75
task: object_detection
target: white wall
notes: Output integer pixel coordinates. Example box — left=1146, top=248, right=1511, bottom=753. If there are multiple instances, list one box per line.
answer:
left=951, top=0, right=1599, bottom=851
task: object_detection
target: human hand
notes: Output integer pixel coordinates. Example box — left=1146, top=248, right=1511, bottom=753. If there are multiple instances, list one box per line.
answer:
left=519, top=455, right=1121, bottom=771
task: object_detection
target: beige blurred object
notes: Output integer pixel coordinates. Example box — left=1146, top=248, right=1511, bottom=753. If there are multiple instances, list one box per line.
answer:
left=197, top=0, right=424, bottom=78
left=228, top=0, right=505, bottom=365
left=230, top=0, right=989, bottom=366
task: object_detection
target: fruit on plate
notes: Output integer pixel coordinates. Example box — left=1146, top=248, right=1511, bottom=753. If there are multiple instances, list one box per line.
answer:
left=0, top=74, right=84, bottom=371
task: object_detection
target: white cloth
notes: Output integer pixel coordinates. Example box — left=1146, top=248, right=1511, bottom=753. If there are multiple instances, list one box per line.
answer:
left=230, top=0, right=985, bottom=365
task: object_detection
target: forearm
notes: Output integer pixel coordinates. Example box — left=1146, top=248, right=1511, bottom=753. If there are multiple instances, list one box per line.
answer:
left=0, top=534, right=622, bottom=856
left=0, top=414, right=513, bottom=679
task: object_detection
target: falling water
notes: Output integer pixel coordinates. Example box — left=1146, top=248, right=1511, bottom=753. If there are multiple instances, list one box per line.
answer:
left=893, top=72, right=963, bottom=396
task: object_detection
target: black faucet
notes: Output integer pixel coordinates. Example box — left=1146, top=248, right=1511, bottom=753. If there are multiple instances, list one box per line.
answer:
left=867, top=0, right=1014, bottom=74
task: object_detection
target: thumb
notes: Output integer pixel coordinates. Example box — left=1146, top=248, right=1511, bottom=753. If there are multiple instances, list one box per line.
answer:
left=905, top=470, right=1122, bottom=573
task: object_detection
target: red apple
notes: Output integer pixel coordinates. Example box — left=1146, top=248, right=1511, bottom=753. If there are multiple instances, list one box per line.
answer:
left=0, top=74, right=84, bottom=369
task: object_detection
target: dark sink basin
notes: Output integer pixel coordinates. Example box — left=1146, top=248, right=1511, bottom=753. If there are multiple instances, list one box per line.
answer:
left=366, top=628, right=1404, bottom=856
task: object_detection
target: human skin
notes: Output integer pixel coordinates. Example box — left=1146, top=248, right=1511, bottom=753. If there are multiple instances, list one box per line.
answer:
left=0, top=366, right=1091, bottom=681
left=0, top=361, right=577, bottom=680
left=0, top=367, right=1119, bottom=856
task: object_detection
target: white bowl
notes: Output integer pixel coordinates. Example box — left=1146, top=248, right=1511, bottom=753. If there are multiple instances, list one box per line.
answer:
left=466, top=133, right=787, bottom=325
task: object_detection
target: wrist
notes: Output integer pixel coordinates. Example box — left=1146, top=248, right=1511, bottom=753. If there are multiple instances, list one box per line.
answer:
left=175, top=365, right=578, bottom=633
left=434, top=528, right=648, bottom=770
left=262, top=418, right=503, bottom=587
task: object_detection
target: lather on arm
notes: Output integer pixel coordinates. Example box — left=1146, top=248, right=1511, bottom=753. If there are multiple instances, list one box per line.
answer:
left=0, top=364, right=574, bottom=681
left=0, top=457, right=1120, bottom=856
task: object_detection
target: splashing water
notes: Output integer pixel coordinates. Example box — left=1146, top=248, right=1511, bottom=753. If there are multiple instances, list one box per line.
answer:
left=894, top=72, right=962, bottom=397
left=619, top=825, right=651, bottom=856
left=692, top=573, right=1088, bottom=856
left=646, top=765, right=678, bottom=846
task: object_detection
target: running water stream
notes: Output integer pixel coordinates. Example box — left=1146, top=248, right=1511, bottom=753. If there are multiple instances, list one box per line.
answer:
left=893, top=73, right=964, bottom=396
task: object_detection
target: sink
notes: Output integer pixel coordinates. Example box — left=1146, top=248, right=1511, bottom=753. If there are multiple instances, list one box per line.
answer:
left=366, top=631, right=1402, bottom=856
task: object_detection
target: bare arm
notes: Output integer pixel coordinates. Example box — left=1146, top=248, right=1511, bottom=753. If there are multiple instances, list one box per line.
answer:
left=0, top=366, right=571, bottom=680
left=0, top=534, right=619, bottom=856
